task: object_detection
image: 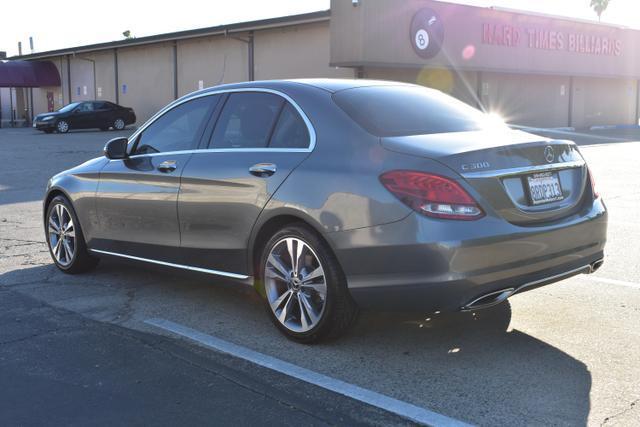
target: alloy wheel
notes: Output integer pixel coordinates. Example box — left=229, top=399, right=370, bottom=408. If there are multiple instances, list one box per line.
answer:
left=57, top=121, right=69, bottom=133
left=265, top=237, right=327, bottom=333
left=48, top=203, right=75, bottom=266
left=114, top=118, right=125, bottom=130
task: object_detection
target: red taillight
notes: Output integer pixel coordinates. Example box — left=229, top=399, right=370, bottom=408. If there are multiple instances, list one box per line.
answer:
left=588, top=167, right=599, bottom=199
left=380, top=170, right=484, bottom=220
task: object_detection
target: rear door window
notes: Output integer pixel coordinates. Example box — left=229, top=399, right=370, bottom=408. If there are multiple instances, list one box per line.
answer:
left=210, top=92, right=284, bottom=149
left=269, top=103, right=310, bottom=149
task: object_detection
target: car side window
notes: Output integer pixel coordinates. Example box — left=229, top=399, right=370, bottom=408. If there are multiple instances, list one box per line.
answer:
left=77, top=103, right=94, bottom=112
left=269, top=103, right=310, bottom=149
left=93, top=102, right=107, bottom=110
left=133, top=96, right=218, bottom=155
left=210, top=92, right=283, bottom=149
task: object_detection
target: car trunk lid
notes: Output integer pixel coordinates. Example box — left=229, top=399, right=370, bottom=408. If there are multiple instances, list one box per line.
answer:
left=381, top=129, right=588, bottom=225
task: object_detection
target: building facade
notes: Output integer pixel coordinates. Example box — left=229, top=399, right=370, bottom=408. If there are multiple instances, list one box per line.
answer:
left=3, top=0, right=640, bottom=129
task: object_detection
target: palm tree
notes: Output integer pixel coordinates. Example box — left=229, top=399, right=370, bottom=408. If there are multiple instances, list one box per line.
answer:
left=590, top=0, right=611, bottom=21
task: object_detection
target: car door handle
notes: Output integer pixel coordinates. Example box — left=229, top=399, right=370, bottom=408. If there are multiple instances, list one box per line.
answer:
left=249, top=163, right=277, bottom=177
left=157, top=160, right=177, bottom=173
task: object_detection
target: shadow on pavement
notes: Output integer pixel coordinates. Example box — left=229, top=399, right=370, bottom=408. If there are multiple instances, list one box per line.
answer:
left=0, top=262, right=592, bottom=425
left=0, top=286, right=403, bottom=426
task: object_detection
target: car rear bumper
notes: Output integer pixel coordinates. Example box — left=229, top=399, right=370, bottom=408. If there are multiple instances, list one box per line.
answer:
left=328, top=197, right=607, bottom=312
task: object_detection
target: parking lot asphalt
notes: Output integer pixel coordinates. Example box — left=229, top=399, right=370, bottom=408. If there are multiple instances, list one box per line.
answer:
left=1, top=127, right=639, bottom=426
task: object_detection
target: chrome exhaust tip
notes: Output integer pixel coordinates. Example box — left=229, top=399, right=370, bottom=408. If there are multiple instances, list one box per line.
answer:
left=461, top=288, right=514, bottom=311
left=589, top=258, right=604, bottom=273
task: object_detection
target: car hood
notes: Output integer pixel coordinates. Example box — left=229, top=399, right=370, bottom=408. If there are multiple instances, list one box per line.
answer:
left=35, top=111, right=63, bottom=120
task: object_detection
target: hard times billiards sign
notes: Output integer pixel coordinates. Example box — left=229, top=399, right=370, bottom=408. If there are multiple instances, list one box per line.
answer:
left=482, top=23, right=622, bottom=56
left=409, top=7, right=623, bottom=60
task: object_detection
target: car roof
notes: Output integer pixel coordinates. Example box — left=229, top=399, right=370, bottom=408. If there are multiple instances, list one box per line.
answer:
left=194, top=78, right=415, bottom=96
left=284, top=79, right=415, bottom=93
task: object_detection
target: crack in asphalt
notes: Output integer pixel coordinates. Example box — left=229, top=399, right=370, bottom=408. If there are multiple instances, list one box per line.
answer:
left=0, top=238, right=44, bottom=245
left=601, top=398, right=639, bottom=426
left=110, top=288, right=138, bottom=325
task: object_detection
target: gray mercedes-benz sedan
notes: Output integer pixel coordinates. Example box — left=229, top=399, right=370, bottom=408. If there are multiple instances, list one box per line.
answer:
left=43, top=79, right=607, bottom=342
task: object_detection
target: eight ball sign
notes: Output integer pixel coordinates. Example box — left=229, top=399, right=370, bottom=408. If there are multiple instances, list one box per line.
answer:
left=410, top=8, right=445, bottom=59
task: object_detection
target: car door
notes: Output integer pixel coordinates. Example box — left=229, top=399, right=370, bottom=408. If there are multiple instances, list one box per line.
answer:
left=178, top=90, right=313, bottom=275
left=92, top=94, right=220, bottom=262
left=68, top=102, right=94, bottom=129
left=92, top=102, right=111, bottom=128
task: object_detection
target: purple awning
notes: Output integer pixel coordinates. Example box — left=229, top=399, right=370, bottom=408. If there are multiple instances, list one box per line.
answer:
left=0, top=60, right=61, bottom=87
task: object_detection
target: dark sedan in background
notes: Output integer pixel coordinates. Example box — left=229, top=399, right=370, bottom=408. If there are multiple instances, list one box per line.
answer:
left=34, top=101, right=136, bottom=133
left=43, top=79, right=606, bottom=343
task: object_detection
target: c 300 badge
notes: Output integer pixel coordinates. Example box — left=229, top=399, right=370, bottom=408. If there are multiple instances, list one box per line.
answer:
left=461, top=161, right=491, bottom=171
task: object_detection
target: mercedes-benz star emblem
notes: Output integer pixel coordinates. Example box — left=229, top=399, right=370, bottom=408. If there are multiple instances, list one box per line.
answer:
left=544, top=146, right=555, bottom=163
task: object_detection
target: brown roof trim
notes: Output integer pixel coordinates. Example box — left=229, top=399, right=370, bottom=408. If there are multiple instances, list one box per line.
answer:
left=9, top=10, right=330, bottom=60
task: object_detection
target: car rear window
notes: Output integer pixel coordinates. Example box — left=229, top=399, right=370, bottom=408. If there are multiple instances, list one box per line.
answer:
left=332, top=85, right=491, bottom=137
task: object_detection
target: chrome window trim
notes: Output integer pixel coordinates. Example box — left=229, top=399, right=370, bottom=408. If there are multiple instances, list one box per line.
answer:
left=90, top=249, right=251, bottom=280
left=119, top=87, right=316, bottom=160
left=461, top=160, right=585, bottom=179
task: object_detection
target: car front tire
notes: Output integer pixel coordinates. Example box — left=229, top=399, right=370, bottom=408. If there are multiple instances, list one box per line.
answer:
left=45, top=195, right=99, bottom=274
left=260, top=224, right=358, bottom=343
left=56, top=120, right=69, bottom=133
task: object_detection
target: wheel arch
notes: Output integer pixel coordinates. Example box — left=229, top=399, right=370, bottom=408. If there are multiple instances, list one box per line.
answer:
left=43, top=187, right=73, bottom=220
left=248, top=210, right=340, bottom=295
left=43, top=187, right=91, bottom=243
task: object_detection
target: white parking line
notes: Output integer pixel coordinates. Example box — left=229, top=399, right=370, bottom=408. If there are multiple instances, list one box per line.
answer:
left=583, top=275, right=640, bottom=289
left=145, top=318, right=472, bottom=427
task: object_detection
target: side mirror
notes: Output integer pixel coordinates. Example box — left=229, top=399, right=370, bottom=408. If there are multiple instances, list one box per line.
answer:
left=104, top=137, right=129, bottom=159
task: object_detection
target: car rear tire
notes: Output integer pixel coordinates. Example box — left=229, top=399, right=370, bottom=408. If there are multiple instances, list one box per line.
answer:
left=56, top=120, right=69, bottom=133
left=45, top=195, right=99, bottom=274
left=113, top=118, right=125, bottom=130
left=260, top=224, right=358, bottom=343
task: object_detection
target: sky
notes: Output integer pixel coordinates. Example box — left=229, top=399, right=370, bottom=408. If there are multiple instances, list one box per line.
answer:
left=1, top=0, right=639, bottom=57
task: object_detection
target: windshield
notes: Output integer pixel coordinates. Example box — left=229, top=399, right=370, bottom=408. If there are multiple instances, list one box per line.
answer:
left=333, top=85, right=506, bottom=137
left=58, top=102, right=81, bottom=113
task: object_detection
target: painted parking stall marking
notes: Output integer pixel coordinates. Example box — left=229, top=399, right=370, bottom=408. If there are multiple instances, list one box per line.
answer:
left=145, top=318, right=472, bottom=427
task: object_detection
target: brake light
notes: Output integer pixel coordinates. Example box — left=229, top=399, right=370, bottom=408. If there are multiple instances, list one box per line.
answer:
left=380, top=171, right=484, bottom=220
left=588, top=167, right=599, bottom=199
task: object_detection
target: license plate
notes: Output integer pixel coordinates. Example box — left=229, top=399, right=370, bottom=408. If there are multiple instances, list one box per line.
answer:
left=527, top=172, right=564, bottom=205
